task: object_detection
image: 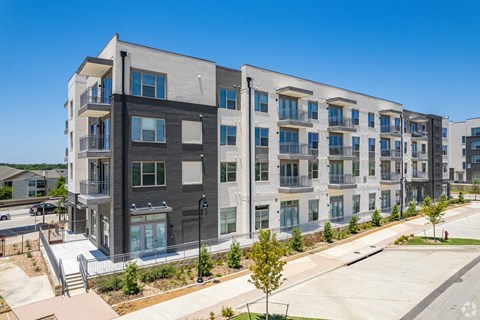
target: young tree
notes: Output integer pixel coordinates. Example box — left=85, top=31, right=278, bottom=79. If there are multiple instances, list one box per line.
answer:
left=348, top=215, right=359, bottom=234
left=0, top=186, right=13, bottom=200
left=471, top=179, right=480, bottom=201
left=197, top=244, right=214, bottom=276
left=226, top=239, right=242, bottom=269
left=323, top=220, right=334, bottom=243
left=371, top=209, right=382, bottom=227
left=122, top=262, right=141, bottom=295
left=389, top=204, right=400, bottom=222
left=248, top=229, right=286, bottom=320
left=48, top=176, right=68, bottom=197
left=421, top=196, right=448, bottom=242
left=405, top=201, right=417, bottom=218
left=290, top=226, right=304, bottom=252
left=458, top=191, right=465, bottom=204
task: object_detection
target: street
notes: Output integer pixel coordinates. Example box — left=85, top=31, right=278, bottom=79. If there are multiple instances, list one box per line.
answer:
left=0, top=202, right=58, bottom=237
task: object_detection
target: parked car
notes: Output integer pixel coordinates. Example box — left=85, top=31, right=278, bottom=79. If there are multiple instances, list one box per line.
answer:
left=29, top=203, right=57, bottom=216
left=0, top=212, right=10, bottom=220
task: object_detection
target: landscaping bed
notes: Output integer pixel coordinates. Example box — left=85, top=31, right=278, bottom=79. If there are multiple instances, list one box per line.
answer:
left=404, top=237, right=480, bottom=246
left=233, top=313, right=323, bottom=320
left=8, top=249, right=47, bottom=277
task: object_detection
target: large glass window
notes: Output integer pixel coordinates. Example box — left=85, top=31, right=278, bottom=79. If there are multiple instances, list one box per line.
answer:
left=330, top=196, right=344, bottom=220
left=472, top=128, right=480, bottom=136
left=255, top=162, right=269, bottom=181
left=220, top=125, right=236, bottom=146
left=369, top=161, right=375, bottom=176
left=369, top=193, right=376, bottom=210
left=220, top=207, right=237, bottom=235
left=279, top=96, right=298, bottom=120
left=309, top=161, right=319, bottom=179
left=368, top=113, right=375, bottom=128
left=472, top=142, right=480, bottom=150
left=255, top=91, right=268, bottom=112
left=132, top=117, right=165, bottom=143
left=132, top=162, right=166, bottom=187
left=472, top=156, right=480, bottom=163
left=28, top=180, right=36, bottom=187
left=352, top=109, right=360, bottom=125
left=220, top=88, right=237, bottom=110
left=352, top=162, right=360, bottom=177
left=308, top=132, right=319, bottom=149
left=442, top=128, right=448, bottom=138
left=353, top=194, right=361, bottom=214
left=255, top=205, right=269, bottom=230
left=442, top=145, right=448, bottom=155
left=308, top=101, right=318, bottom=120
left=255, top=128, right=269, bottom=147
left=131, top=71, right=165, bottom=99
left=280, top=200, right=299, bottom=228
left=368, top=138, right=375, bottom=152
left=220, top=162, right=237, bottom=182
left=381, top=190, right=391, bottom=211
left=308, top=199, right=319, bottom=221
left=462, top=136, right=466, bottom=144
left=91, top=209, right=97, bottom=239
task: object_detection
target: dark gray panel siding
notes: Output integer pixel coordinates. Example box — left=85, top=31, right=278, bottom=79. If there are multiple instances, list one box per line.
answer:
left=466, top=136, right=480, bottom=182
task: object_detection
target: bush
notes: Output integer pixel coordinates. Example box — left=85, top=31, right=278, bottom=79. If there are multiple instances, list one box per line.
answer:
left=323, top=221, right=334, bottom=243
left=290, top=227, right=304, bottom=252
left=334, top=229, right=349, bottom=240
left=97, top=274, right=123, bottom=292
left=404, top=201, right=418, bottom=218
left=26, top=251, right=33, bottom=259
left=122, top=262, right=141, bottom=295
left=226, top=240, right=242, bottom=269
left=197, top=244, right=214, bottom=276
left=349, top=216, right=359, bottom=234
left=459, top=191, right=465, bottom=204
left=371, top=209, right=382, bottom=227
left=209, top=311, right=215, bottom=320
left=389, top=204, right=400, bottom=222
left=221, top=306, right=234, bottom=318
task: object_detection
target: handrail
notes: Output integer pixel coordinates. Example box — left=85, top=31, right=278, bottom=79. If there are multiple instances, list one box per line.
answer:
left=58, top=258, right=68, bottom=296
left=78, top=254, right=88, bottom=292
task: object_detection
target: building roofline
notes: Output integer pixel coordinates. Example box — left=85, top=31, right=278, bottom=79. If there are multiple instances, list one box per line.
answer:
left=216, top=65, right=241, bottom=73
left=242, top=64, right=403, bottom=106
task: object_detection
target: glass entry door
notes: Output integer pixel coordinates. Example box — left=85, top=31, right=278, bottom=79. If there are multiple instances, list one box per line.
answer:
left=280, top=161, right=299, bottom=186
left=130, top=221, right=167, bottom=253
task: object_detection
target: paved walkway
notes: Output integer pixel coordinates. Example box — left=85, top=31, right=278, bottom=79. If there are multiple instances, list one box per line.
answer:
left=118, top=202, right=480, bottom=320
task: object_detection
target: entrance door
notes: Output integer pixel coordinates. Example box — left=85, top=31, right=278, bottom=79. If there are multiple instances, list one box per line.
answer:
left=101, top=74, right=112, bottom=104
left=130, top=222, right=168, bottom=253
left=100, top=162, right=110, bottom=194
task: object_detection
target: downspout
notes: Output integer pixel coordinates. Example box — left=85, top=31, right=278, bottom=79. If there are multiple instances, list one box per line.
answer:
left=247, top=77, right=253, bottom=238
left=400, top=114, right=404, bottom=219
left=120, top=51, right=128, bottom=253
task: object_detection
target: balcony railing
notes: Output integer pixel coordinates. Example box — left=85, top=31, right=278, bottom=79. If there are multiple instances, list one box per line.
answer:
left=329, top=174, right=355, bottom=184
left=64, top=120, right=68, bottom=134
left=329, top=146, right=359, bottom=158
left=279, top=175, right=312, bottom=188
left=412, top=171, right=428, bottom=179
left=411, top=130, right=428, bottom=138
left=79, top=180, right=110, bottom=197
left=79, top=135, right=110, bottom=152
left=328, top=117, right=356, bottom=129
left=380, top=149, right=402, bottom=158
left=278, top=110, right=311, bottom=123
left=381, top=172, right=401, bottom=181
left=380, top=125, right=401, bottom=135
left=411, top=151, right=428, bottom=159
left=80, top=86, right=111, bottom=108
left=279, top=143, right=316, bottom=156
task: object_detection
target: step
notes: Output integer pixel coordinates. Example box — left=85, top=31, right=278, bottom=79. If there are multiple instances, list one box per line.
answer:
left=67, top=279, right=84, bottom=287
left=65, top=273, right=81, bottom=279
left=67, top=283, right=85, bottom=291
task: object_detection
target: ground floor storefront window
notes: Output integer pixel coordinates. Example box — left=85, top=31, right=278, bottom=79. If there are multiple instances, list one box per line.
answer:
left=130, top=213, right=167, bottom=252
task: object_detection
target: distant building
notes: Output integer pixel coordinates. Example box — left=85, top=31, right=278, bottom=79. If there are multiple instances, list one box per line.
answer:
left=448, top=118, right=480, bottom=182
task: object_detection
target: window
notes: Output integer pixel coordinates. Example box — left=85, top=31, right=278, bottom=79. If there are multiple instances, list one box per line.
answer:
left=91, top=210, right=97, bottom=239
left=131, top=71, right=165, bottom=99
left=442, top=145, right=448, bottom=156
left=28, top=190, right=36, bottom=197
left=308, top=199, right=319, bottom=221
left=472, top=156, right=480, bottom=163
left=221, top=162, right=237, bottom=182
left=353, top=194, right=360, bottom=214
left=220, top=207, right=237, bottom=235
left=308, top=132, right=319, bottom=149
left=280, top=200, right=299, bottom=228
left=352, top=162, right=360, bottom=177
left=462, top=136, right=466, bottom=144
left=69, top=100, right=73, bottom=119
left=463, top=148, right=466, bottom=156
left=69, top=163, right=73, bottom=180
left=308, top=101, right=318, bottom=120
left=381, top=190, right=391, bottom=211
left=472, top=128, right=480, bottom=136
left=102, top=216, right=110, bottom=248
left=182, top=120, right=202, bottom=144
left=255, top=92, right=268, bottom=112
left=182, top=161, right=202, bottom=185
left=255, top=205, right=269, bottom=230
left=132, top=162, right=166, bottom=187
left=368, top=138, right=375, bottom=152
left=255, top=162, right=269, bottom=181
left=70, top=132, right=73, bottom=149
left=463, top=162, right=466, bottom=169
left=422, top=162, right=427, bottom=172
left=132, top=117, right=165, bottom=143
left=472, top=142, right=480, bottom=150
left=443, top=163, right=448, bottom=173
left=442, top=128, right=447, bottom=138
left=37, top=180, right=45, bottom=188
left=368, top=113, right=375, bottom=128
left=369, top=193, right=376, bottom=210
left=330, top=196, right=344, bottom=220
left=255, top=127, right=269, bottom=147
left=404, top=142, right=407, bottom=154
left=369, top=161, right=375, bottom=176
left=309, top=161, right=319, bottom=179
left=219, top=88, right=237, bottom=110
left=28, top=180, right=36, bottom=187
left=352, top=109, right=359, bottom=126
left=220, top=125, right=236, bottom=146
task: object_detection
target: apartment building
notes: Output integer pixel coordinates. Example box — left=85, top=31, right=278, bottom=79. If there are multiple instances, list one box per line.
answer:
left=448, top=117, right=480, bottom=182
left=65, top=34, right=450, bottom=257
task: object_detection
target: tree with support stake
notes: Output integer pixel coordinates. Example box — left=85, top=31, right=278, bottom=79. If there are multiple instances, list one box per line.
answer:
left=421, top=195, right=448, bottom=242
left=248, top=229, right=286, bottom=320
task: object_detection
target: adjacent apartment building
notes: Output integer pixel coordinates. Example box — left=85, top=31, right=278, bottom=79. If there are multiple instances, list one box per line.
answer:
left=448, top=118, right=480, bottom=183
left=65, top=34, right=450, bottom=257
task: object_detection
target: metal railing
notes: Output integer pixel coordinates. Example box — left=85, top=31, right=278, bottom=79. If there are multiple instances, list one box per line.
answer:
left=411, top=130, right=428, bottom=138
left=329, top=173, right=355, bottom=184
left=279, top=175, right=312, bottom=188
left=369, top=151, right=376, bottom=159
left=381, top=172, right=401, bottom=181
left=412, top=171, right=428, bottom=179
left=381, top=149, right=402, bottom=158
left=59, top=258, right=68, bottom=296
left=79, top=180, right=110, bottom=196
left=278, top=110, right=311, bottom=123
left=279, top=143, right=315, bottom=156
left=328, top=117, right=356, bottom=128
left=40, top=229, right=60, bottom=281
left=64, top=120, right=68, bottom=134
left=412, top=151, right=428, bottom=159
left=80, top=86, right=111, bottom=108
left=380, top=125, right=401, bottom=134
left=329, top=146, right=358, bottom=158
left=78, top=254, right=88, bottom=292
left=79, top=135, right=110, bottom=152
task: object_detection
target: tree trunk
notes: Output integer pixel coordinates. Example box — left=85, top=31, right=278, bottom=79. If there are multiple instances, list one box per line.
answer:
left=266, top=292, right=269, bottom=320
left=433, top=224, right=436, bottom=242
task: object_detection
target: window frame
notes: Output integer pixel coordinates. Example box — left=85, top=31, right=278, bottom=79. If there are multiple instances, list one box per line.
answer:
left=369, top=161, right=376, bottom=176
left=219, top=87, right=237, bottom=110
left=220, top=162, right=237, bottom=183
left=368, top=113, right=375, bottom=128
left=308, top=101, right=318, bottom=120
left=255, top=162, right=269, bottom=181
left=308, top=199, right=319, bottom=221
left=131, top=161, right=166, bottom=187
left=220, top=207, right=237, bottom=235
left=131, top=69, right=166, bottom=99
left=131, top=116, right=166, bottom=143
left=255, top=127, right=269, bottom=147
left=353, top=194, right=361, bottom=214
left=352, top=109, right=360, bottom=126
left=309, top=160, right=319, bottom=179
left=369, top=193, right=376, bottom=210
left=255, top=91, right=268, bottom=113
left=220, top=125, right=237, bottom=146
left=255, top=205, right=269, bottom=230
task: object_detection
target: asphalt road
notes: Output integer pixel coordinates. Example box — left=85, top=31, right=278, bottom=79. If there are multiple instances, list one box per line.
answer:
left=0, top=202, right=58, bottom=237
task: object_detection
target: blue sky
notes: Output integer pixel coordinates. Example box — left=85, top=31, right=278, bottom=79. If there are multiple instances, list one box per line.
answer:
left=0, top=0, right=479, bottom=163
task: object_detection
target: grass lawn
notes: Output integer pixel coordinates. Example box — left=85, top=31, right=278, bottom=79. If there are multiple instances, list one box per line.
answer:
left=232, top=313, right=324, bottom=320
left=404, top=237, right=480, bottom=245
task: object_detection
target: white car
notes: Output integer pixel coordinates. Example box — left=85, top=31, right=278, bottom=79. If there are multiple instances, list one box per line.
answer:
left=0, top=212, right=11, bottom=221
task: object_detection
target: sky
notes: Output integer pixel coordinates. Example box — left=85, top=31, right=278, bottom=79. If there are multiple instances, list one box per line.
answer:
left=0, top=0, right=479, bottom=163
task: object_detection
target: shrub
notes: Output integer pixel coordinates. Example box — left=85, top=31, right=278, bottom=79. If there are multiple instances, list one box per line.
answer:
left=334, top=229, right=349, bottom=240
left=122, top=262, right=141, bottom=295
left=152, top=264, right=175, bottom=280
left=221, top=306, right=234, bottom=318
left=404, top=201, right=418, bottom=218
left=209, top=311, right=215, bottom=320
left=459, top=191, right=465, bottom=204
left=371, top=209, right=382, bottom=227
left=26, top=251, right=33, bottom=259
left=96, top=274, right=123, bottom=292
left=389, top=204, right=400, bottom=222
left=197, top=244, right=214, bottom=276
left=349, top=216, right=359, bottom=234
left=226, top=240, right=242, bottom=269
left=323, top=221, right=334, bottom=243
left=290, top=227, right=304, bottom=252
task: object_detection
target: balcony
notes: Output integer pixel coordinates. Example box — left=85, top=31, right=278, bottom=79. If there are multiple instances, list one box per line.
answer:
left=411, top=130, right=428, bottom=140
left=328, top=174, right=357, bottom=189
left=64, top=120, right=68, bottom=135
left=277, top=110, right=313, bottom=128
left=78, top=86, right=111, bottom=118
left=328, top=117, right=357, bottom=132
left=380, top=172, right=401, bottom=184
left=328, top=146, right=359, bottom=160
left=380, top=125, right=402, bottom=137
left=412, top=151, right=428, bottom=160
left=279, top=143, right=317, bottom=160
left=412, top=170, right=429, bottom=182
left=279, top=175, right=313, bottom=194
left=78, top=180, right=110, bottom=206
left=255, top=147, right=269, bottom=162
left=380, top=149, right=402, bottom=160
left=78, top=135, right=110, bottom=159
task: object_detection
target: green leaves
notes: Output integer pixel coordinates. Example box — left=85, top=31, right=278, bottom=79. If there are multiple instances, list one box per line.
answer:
left=226, top=240, right=242, bottom=269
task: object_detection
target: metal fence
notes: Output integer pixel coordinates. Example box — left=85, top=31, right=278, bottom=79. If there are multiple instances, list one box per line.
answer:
left=0, top=232, right=40, bottom=257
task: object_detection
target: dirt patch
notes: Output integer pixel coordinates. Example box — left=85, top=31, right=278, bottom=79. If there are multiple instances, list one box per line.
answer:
left=0, top=295, right=10, bottom=313
left=9, top=250, right=48, bottom=277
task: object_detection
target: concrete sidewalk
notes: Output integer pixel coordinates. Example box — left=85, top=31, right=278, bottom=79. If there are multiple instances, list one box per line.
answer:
left=118, top=202, right=480, bottom=320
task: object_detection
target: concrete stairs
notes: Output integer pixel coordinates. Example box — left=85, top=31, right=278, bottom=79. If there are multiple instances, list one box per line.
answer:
left=65, top=272, right=86, bottom=296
